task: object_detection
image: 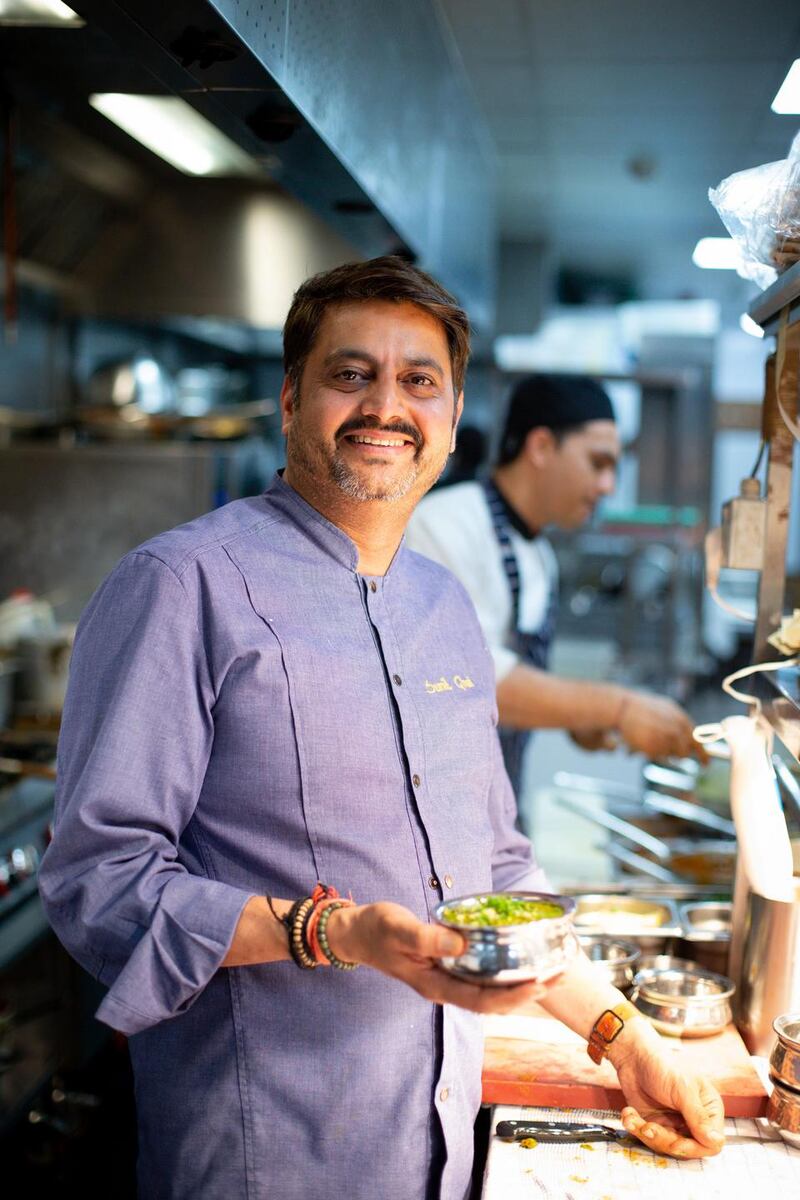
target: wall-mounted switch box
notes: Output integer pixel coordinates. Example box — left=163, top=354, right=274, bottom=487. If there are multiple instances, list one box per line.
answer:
left=721, top=478, right=766, bottom=570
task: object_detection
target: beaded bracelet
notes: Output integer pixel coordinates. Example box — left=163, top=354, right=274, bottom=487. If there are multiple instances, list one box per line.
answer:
left=266, top=894, right=317, bottom=970
left=288, top=896, right=317, bottom=970
left=316, top=901, right=359, bottom=971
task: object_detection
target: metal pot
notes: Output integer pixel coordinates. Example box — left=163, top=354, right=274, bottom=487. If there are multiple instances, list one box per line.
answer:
left=434, top=891, right=578, bottom=986
left=630, top=963, right=735, bottom=1037
left=579, top=935, right=640, bottom=992
left=767, top=1077, right=800, bottom=1148
left=770, top=1013, right=800, bottom=1092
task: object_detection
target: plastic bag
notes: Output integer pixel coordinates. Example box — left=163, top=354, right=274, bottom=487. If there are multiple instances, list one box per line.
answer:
left=709, top=130, right=800, bottom=288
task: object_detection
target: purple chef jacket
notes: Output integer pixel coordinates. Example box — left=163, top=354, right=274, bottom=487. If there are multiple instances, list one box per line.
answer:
left=39, top=474, right=547, bottom=1200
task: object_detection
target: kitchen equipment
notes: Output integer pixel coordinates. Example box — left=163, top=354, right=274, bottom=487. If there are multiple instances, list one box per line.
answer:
left=767, top=1078, right=800, bottom=1148
left=769, top=1013, right=800, bottom=1092
left=731, top=863, right=800, bottom=1055
left=630, top=963, right=735, bottom=1037
left=434, top=892, right=577, bottom=986
left=495, top=1119, right=632, bottom=1145
left=578, top=935, right=640, bottom=992
left=552, top=770, right=735, bottom=836
left=636, top=953, right=703, bottom=975
left=555, top=791, right=736, bottom=884
left=571, top=894, right=681, bottom=952
left=85, top=355, right=175, bottom=414
left=678, top=901, right=731, bottom=975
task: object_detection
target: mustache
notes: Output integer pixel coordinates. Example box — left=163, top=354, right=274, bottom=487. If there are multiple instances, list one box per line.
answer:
left=335, top=416, right=423, bottom=448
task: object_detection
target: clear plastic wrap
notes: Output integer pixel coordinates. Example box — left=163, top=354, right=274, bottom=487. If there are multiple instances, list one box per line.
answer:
left=709, top=131, right=800, bottom=288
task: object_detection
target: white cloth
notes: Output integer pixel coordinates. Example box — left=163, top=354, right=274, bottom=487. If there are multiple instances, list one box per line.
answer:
left=406, top=480, right=558, bottom=682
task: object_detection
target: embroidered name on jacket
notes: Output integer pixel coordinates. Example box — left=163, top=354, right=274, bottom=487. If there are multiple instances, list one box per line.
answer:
left=425, top=675, right=475, bottom=694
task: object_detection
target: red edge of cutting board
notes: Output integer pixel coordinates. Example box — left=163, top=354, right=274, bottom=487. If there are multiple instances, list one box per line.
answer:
left=482, top=1024, right=768, bottom=1118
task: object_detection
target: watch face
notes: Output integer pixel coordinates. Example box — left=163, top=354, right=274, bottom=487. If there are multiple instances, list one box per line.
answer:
left=596, top=1009, right=625, bottom=1044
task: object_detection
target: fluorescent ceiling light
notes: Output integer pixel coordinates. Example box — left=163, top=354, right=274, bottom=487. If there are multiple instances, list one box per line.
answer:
left=692, top=237, right=741, bottom=270
left=739, top=313, right=764, bottom=338
left=771, top=59, right=800, bottom=114
left=90, top=94, right=260, bottom=178
left=0, top=0, right=83, bottom=23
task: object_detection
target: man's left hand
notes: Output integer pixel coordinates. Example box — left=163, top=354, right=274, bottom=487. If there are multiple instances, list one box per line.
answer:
left=611, top=1027, right=725, bottom=1158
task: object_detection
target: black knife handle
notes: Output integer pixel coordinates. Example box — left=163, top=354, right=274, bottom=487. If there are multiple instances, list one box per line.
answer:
left=495, top=1120, right=623, bottom=1143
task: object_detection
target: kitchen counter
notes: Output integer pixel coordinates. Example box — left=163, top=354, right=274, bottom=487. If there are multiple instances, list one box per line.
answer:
left=481, top=1012, right=767, bottom=1117
left=481, top=1103, right=800, bottom=1199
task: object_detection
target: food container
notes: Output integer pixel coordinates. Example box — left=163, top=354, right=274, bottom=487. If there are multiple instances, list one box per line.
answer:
left=579, top=935, right=640, bottom=993
left=630, top=963, right=735, bottom=1037
left=767, top=1077, right=800, bottom=1149
left=678, top=901, right=731, bottom=975
left=769, top=1013, right=800, bottom=1092
left=434, top=891, right=577, bottom=987
left=571, top=894, right=681, bottom=954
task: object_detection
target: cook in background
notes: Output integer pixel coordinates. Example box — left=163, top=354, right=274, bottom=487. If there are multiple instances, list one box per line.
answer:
left=406, top=374, right=702, bottom=799
left=39, top=262, right=723, bottom=1200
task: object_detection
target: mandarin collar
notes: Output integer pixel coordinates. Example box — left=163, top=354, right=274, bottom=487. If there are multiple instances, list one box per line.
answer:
left=263, top=473, right=407, bottom=580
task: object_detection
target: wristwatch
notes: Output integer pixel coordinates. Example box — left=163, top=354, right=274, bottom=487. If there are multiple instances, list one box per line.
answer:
left=587, top=1000, right=639, bottom=1064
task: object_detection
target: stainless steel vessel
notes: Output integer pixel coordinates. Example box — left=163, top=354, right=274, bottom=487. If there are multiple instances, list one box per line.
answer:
left=434, top=892, right=577, bottom=986
left=729, top=848, right=800, bottom=1056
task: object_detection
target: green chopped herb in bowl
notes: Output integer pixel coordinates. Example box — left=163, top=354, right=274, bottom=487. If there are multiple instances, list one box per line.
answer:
left=440, top=894, right=565, bottom=928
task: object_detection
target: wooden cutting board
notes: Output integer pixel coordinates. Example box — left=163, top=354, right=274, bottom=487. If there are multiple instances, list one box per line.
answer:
left=482, top=1013, right=767, bottom=1117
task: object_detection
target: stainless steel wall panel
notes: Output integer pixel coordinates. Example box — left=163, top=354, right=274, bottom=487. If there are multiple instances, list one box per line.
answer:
left=208, top=0, right=496, bottom=324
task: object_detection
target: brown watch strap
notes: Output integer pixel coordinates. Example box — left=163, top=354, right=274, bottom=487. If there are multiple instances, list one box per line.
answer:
left=587, top=1000, right=639, bottom=1064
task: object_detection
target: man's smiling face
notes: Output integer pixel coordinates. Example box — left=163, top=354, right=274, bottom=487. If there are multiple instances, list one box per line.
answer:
left=281, top=299, right=463, bottom=505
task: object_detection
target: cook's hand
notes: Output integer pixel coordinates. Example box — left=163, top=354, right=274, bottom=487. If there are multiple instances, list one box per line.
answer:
left=610, top=1022, right=725, bottom=1158
left=615, top=691, right=708, bottom=763
left=327, top=901, right=549, bottom=1014
left=569, top=728, right=618, bottom=752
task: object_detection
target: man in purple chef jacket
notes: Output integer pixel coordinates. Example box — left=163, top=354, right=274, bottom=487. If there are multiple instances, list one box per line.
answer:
left=39, top=257, right=725, bottom=1200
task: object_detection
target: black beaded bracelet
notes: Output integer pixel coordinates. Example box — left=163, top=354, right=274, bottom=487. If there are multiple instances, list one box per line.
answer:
left=266, top=894, right=317, bottom=970
left=316, top=901, right=358, bottom=971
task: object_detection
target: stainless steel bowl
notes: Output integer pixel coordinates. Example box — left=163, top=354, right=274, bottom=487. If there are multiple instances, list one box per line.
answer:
left=770, top=1013, right=800, bottom=1092
left=579, top=935, right=641, bottom=992
left=678, top=901, right=732, bottom=975
left=631, top=964, right=735, bottom=1037
left=434, top=891, right=577, bottom=987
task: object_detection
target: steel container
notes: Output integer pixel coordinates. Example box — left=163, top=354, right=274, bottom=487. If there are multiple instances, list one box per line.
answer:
left=434, top=892, right=577, bottom=986
left=678, top=901, right=731, bottom=976
left=767, top=1077, right=800, bottom=1148
left=769, top=1013, right=800, bottom=1092
left=729, top=848, right=800, bottom=1056
left=571, top=894, right=681, bottom=954
left=630, top=964, right=735, bottom=1037
left=579, top=935, right=640, bottom=993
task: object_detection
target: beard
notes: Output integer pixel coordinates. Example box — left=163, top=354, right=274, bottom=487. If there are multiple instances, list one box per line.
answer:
left=287, top=409, right=447, bottom=502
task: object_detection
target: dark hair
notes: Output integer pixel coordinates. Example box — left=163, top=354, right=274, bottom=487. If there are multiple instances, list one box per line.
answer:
left=496, top=373, right=615, bottom=465
left=283, top=255, right=471, bottom=394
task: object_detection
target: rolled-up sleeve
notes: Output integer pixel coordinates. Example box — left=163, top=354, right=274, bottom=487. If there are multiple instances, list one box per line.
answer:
left=486, top=722, right=551, bottom=894
left=38, top=552, right=253, bottom=1036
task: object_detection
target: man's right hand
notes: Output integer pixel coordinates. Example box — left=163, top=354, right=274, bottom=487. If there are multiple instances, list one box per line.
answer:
left=328, top=901, right=549, bottom=1013
left=615, top=691, right=706, bottom=762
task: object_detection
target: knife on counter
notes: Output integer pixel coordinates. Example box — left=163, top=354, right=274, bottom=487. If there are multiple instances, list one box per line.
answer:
left=495, top=1119, right=633, bottom=1144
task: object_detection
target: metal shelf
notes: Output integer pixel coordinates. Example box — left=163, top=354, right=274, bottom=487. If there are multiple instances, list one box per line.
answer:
left=750, top=666, right=800, bottom=762
left=748, top=259, right=800, bottom=335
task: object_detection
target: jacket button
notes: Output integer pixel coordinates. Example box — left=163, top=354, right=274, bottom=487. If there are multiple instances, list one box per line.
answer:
left=444, top=874, right=453, bottom=889
left=369, top=580, right=377, bottom=592
left=412, top=774, right=421, bottom=788
left=393, top=674, right=402, bottom=685
left=439, top=1088, right=449, bottom=1102
left=428, top=876, right=439, bottom=889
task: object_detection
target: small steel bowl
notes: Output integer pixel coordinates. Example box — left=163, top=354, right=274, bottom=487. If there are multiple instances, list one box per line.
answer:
left=770, top=1013, right=800, bottom=1092
left=434, top=891, right=577, bottom=987
left=767, top=1076, right=800, bottom=1148
left=579, top=935, right=641, bottom=993
left=630, top=964, right=735, bottom=1037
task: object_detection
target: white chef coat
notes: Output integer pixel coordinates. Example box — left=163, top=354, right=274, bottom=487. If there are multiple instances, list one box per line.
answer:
left=406, top=480, right=558, bottom=683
